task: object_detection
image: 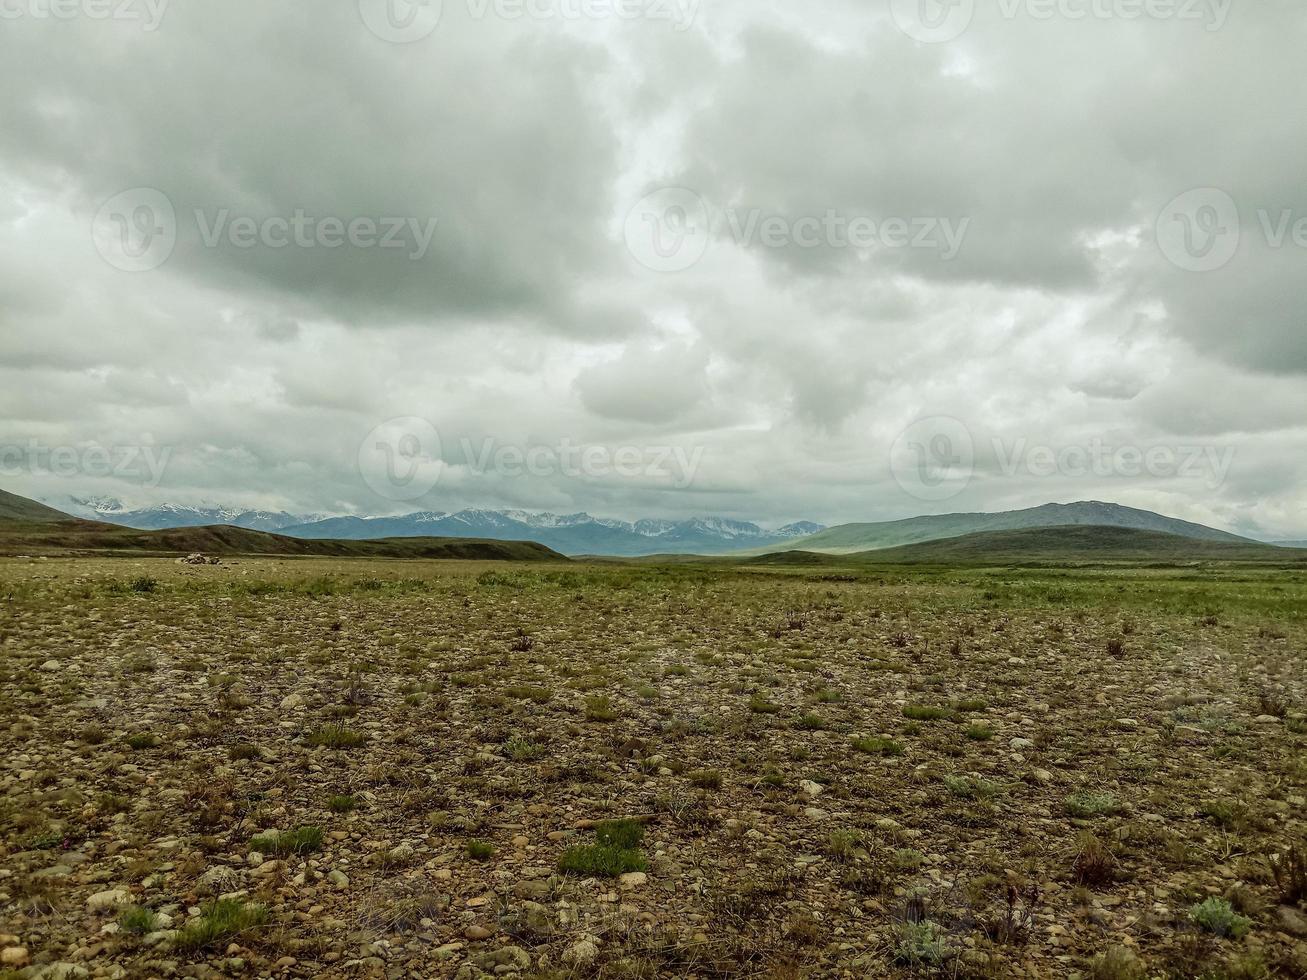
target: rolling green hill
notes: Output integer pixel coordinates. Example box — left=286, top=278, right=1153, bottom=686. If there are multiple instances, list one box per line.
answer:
left=764, top=501, right=1250, bottom=555
left=750, top=525, right=1301, bottom=567
left=0, top=489, right=71, bottom=523
left=0, top=490, right=565, bottom=561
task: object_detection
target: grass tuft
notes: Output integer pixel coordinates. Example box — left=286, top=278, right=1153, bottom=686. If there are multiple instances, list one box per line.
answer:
left=174, top=898, right=269, bottom=951
left=249, top=826, right=323, bottom=856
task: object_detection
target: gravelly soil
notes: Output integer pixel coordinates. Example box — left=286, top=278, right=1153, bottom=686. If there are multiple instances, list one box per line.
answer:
left=1, top=557, right=1305, bottom=979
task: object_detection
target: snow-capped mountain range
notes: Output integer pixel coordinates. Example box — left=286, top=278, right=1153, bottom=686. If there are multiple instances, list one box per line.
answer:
left=55, top=497, right=323, bottom=533
left=50, top=497, right=824, bottom=557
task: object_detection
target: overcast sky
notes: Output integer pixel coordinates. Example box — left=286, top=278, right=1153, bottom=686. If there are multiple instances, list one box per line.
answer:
left=1, top=0, right=1304, bottom=537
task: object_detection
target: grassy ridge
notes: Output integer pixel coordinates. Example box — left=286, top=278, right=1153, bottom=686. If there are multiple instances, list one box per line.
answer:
left=748, top=526, right=1305, bottom=567
left=764, top=501, right=1251, bottom=555
left=0, top=489, right=71, bottom=523
left=0, top=519, right=565, bottom=561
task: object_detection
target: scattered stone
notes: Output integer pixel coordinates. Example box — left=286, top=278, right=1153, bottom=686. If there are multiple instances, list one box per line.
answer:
left=1278, top=905, right=1307, bottom=937
left=1, top=947, right=29, bottom=967
left=86, top=889, right=130, bottom=913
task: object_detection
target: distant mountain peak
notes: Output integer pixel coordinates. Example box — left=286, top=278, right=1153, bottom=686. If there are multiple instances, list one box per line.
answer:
left=766, top=500, right=1246, bottom=556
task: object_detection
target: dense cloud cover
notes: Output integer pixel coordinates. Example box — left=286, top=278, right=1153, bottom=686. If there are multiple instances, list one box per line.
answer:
left=1, top=0, right=1304, bottom=537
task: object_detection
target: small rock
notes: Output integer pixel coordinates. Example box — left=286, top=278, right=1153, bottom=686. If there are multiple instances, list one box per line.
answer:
left=1278, top=905, right=1307, bottom=937
left=86, top=888, right=130, bottom=913
left=40, top=660, right=61, bottom=672
left=1, top=947, right=29, bottom=968
left=563, top=939, right=600, bottom=966
left=619, top=872, right=648, bottom=889
left=512, top=880, right=550, bottom=901
left=195, top=866, right=240, bottom=897
left=463, top=925, right=492, bottom=941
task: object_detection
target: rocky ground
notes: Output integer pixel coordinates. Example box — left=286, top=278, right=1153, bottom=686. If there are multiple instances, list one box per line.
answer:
left=1, top=557, right=1305, bottom=979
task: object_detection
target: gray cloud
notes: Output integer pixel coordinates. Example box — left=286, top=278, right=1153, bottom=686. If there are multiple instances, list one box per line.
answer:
left=0, top=0, right=1304, bottom=539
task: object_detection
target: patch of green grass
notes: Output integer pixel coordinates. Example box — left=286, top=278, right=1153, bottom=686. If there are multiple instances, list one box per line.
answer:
left=1199, top=799, right=1247, bottom=830
left=595, top=819, right=645, bottom=849
left=502, top=734, right=546, bottom=762
left=964, top=724, right=994, bottom=741
left=852, top=736, right=904, bottom=757
left=466, top=840, right=495, bottom=861
left=119, top=905, right=160, bottom=935
left=1086, top=945, right=1145, bottom=980
left=902, top=704, right=954, bottom=722
left=124, top=733, right=159, bottom=750
left=794, top=713, right=827, bottom=731
left=174, top=898, right=269, bottom=951
left=584, top=694, right=617, bottom=722
left=687, top=769, right=723, bottom=789
left=249, top=826, right=323, bottom=857
left=825, top=829, right=864, bottom=863
left=505, top=685, right=552, bottom=703
left=748, top=693, right=780, bottom=714
left=1189, top=897, right=1251, bottom=939
left=304, top=724, right=365, bottom=749
left=1065, top=791, right=1121, bottom=819
left=228, top=743, right=260, bottom=761
left=894, top=848, right=926, bottom=870
left=893, top=920, right=949, bottom=966
left=559, top=842, right=648, bottom=877
left=327, top=795, right=356, bottom=813
left=560, top=819, right=648, bottom=876
left=943, top=775, right=1003, bottom=800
